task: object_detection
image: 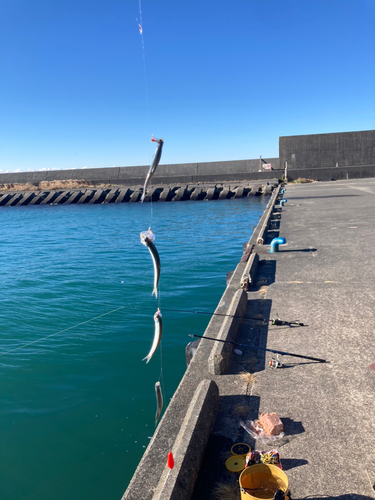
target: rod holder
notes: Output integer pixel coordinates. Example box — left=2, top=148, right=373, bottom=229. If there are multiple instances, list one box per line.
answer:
left=269, top=237, right=286, bottom=253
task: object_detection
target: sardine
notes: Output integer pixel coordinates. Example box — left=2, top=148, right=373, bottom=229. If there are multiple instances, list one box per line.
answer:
left=141, top=136, right=164, bottom=202
left=155, top=381, right=163, bottom=423
left=142, top=309, right=163, bottom=363
left=140, top=229, right=160, bottom=298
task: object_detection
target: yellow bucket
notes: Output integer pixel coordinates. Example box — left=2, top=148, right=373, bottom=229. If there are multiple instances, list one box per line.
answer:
left=239, top=464, right=289, bottom=500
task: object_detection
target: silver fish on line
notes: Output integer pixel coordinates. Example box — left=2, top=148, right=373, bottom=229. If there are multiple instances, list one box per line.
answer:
left=143, top=309, right=163, bottom=364
left=155, top=381, right=163, bottom=423
left=141, top=135, right=164, bottom=202
left=140, top=229, right=160, bottom=298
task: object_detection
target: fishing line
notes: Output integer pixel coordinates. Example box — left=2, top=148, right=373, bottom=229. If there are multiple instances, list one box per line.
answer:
left=136, top=0, right=164, bottom=418
left=0, top=306, right=125, bottom=358
left=136, top=0, right=157, bottom=245
left=137, top=0, right=151, bottom=130
left=129, top=305, right=303, bottom=326
left=157, top=337, right=165, bottom=426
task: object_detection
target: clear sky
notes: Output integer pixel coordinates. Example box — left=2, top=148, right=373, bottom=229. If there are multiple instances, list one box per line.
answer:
left=1, top=0, right=374, bottom=172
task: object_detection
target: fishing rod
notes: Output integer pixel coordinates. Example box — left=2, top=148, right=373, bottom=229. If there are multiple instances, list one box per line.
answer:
left=188, top=334, right=327, bottom=363
left=271, top=317, right=304, bottom=327
left=131, top=306, right=304, bottom=327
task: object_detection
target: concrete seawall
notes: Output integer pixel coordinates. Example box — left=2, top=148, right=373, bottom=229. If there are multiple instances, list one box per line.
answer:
left=0, top=158, right=280, bottom=187
left=121, top=187, right=280, bottom=500
left=0, top=181, right=278, bottom=207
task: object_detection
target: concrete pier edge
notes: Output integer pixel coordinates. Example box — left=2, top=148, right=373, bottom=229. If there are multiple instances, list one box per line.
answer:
left=122, top=185, right=281, bottom=500
left=152, top=380, right=219, bottom=500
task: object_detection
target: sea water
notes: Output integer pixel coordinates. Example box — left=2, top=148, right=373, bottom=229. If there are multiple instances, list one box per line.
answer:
left=0, top=197, right=267, bottom=500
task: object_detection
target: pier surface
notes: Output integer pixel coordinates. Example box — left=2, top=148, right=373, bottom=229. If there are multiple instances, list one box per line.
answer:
left=123, top=178, right=375, bottom=500
left=193, top=178, right=375, bottom=499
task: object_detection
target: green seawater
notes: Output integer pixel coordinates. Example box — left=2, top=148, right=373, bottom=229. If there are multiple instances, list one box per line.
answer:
left=0, top=197, right=267, bottom=499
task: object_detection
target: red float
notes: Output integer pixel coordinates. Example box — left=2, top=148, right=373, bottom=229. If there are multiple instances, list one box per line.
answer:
left=167, top=452, right=174, bottom=470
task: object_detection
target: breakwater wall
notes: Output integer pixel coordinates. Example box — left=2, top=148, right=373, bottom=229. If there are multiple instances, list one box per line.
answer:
left=121, top=186, right=281, bottom=500
left=287, top=164, right=375, bottom=182
left=280, top=130, right=375, bottom=171
left=0, top=181, right=278, bottom=207
left=0, top=158, right=280, bottom=187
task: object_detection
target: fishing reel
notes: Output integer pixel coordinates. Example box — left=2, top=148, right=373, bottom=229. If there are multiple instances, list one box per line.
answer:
left=271, top=314, right=304, bottom=327
left=269, top=355, right=282, bottom=369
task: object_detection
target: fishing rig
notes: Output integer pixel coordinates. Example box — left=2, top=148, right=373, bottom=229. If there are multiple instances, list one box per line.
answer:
left=189, top=334, right=327, bottom=364
left=131, top=306, right=306, bottom=328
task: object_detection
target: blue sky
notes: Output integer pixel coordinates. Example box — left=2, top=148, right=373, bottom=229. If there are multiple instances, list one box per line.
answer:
left=1, top=0, right=374, bottom=172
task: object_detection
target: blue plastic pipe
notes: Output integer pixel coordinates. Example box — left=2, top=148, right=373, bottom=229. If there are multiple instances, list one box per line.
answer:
left=280, top=199, right=287, bottom=207
left=269, top=237, right=286, bottom=253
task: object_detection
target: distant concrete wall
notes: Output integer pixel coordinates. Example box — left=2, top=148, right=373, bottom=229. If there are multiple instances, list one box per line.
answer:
left=287, top=164, right=375, bottom=182
left=280, top=130, right=375, bottom=170
left=0, top=158, right=280, bottom=186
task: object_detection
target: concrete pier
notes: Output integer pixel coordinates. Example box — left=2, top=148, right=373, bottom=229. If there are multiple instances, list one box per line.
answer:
left=122, top=178, right=375, bottom=500
left=193, top=178, right=375, bottom=499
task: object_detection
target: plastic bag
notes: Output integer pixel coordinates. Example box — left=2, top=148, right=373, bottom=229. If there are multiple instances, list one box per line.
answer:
left=240, top=420, right=285, bottom=444
left=140, top=229, right=155, bottom=244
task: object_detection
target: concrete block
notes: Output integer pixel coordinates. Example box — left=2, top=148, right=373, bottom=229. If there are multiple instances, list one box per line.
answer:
left=142, top=185, right=163, bottom=202
left=227, top=251, right=258, bottom=292
left=158, top=187, right=171, bottom=201
left=186, top=184, right=199, bottom=197
left=227, top=188, right=236, bottom=199
left=103, top=188, right=119, bottom=204
left=219, top=187, right=230, bottom=199
left=130, top=188, right=141, bottom=202
left=172, top=185, right=187, bottom=201
left=262, top=184, right=273, bottom=195
left=168, top=187, right=180, bottom=201
left=190, top=187, right=203, bottom=201
left=240, top=252, right=259, bottom=290
left=64, top=190, right=83, bottom=204
left=115, top=188, right=132, bottom=203
left=248, top=186, right=280, bottom=246
left=0, top=193, right=10, bottom=205
left=88, top=189, right=106, bottom=204
left=234, top=186, right=245, bottom=198
left=208, top=288, right=247, bottom=375
left=53, top=191, right=71, bottom=204
left=76, top=190, right=93, bottom=204
left=5, top=193, right=23, bottom=206
left=152, top=380, right=219, bottom=500
left=204, top=186, right=218, bottom=200
left=15, top=192, right=36, bottom=206
left=248, top=184, right=262, bottom=196
left=40, top=191, right=59, bottom=205
left=28, top=191, right=46, bottom=205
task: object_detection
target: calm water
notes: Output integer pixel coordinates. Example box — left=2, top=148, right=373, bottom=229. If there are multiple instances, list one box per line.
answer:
left=0, top=197, right=267, bottom=500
